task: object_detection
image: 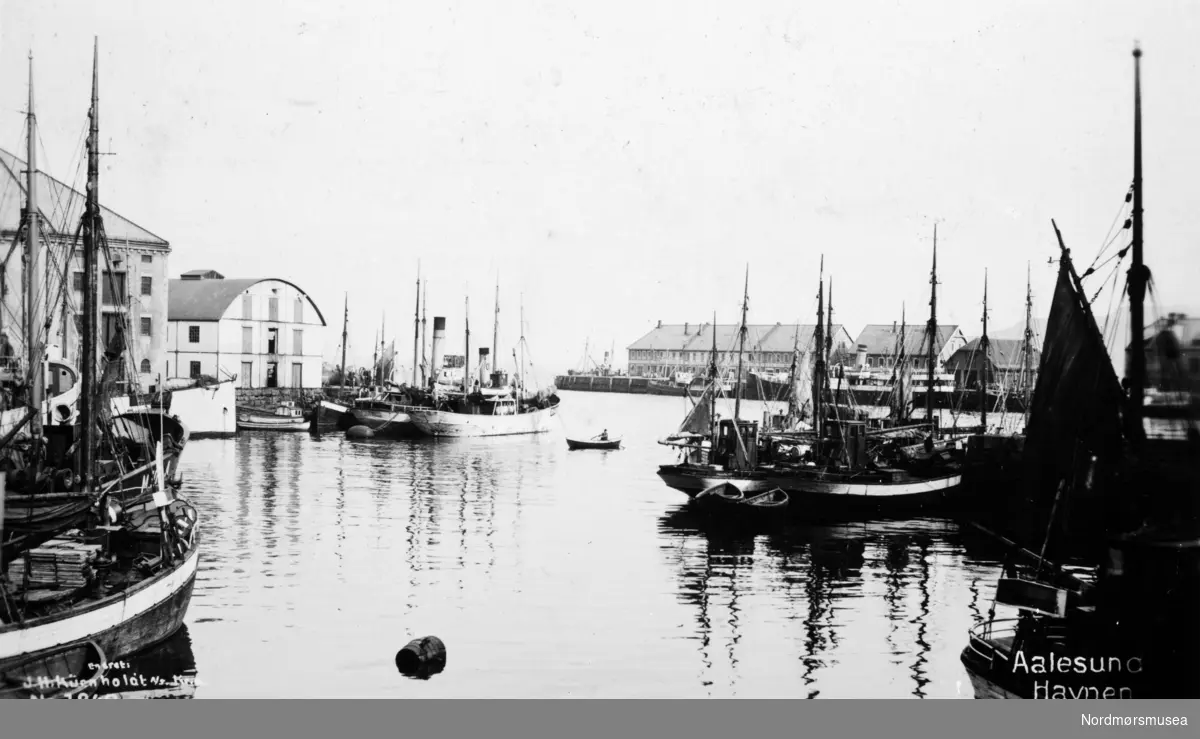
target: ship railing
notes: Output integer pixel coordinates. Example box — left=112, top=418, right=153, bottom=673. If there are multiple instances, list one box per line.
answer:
left=966, top=617, right=1020, bottom=667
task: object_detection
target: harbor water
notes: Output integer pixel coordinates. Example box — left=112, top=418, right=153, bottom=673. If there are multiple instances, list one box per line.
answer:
left=148, top=390, right=1019, bottom=698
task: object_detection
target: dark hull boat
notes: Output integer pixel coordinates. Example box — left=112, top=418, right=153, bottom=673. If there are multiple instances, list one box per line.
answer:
left=0, top=639, right=106, bottom=700
left=962, top=48, right=1200, bottom=700
left=308, top=399, right=350, bottom=434
left=566, top=437, right=621, bottom=450
left=741, top=488, right=789, bottom=515
left=692, top=482, right=746, bottom=509
left=657, top=257, right=966, bottom=520
left=2, top=44, right=203, bottom=685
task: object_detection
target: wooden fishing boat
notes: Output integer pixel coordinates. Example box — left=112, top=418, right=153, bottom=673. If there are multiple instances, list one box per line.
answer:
left=1, top=44, right=202, bottom=679
left=236, top=401, right=308, bottom=431
left=407, top=291, right=561, bottom=438
left=740, top=488, right=789, bottom=513
left=658, top=260, right=965, bottom=515
left=0, top=640, right=106, bottom=700
left=692, top=482, right=746, bottom=509
left=566, top=435, right=621, bottom=450
left=308, top=399, right=350, bottom=434
left=962, top=47, right=1200, bottom=700
left=345, top=389, right=426, bottom=438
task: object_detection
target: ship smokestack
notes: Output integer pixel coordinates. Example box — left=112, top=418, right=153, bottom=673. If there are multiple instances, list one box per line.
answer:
left=856, top=344, right=867, bottom=370
left=479, top=348, right=489, bottom=386
left=432, top=317, right=446, bottom=382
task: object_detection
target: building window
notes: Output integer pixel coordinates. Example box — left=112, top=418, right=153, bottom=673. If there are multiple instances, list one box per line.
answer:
left=141, top=276, right=152, bottom=296
left=140, top=358, right=151, bottom=373
left=295, top=298, right=304, bottom=323
left=291, top=363, right=303, bottom=387
left=269, top=297, right=279, bottom=321
left=189, top=361, right=202, bottom=378
left=241, top=361, right=253, bottom=388
left=141, top=254, right=153, bottom=264
left=1191, top=357, right=1200, bottom=374
left=242, top=326, right=253, bottom=353
left=73, top=272, right=84, bottom=291
left=243, top=294, right=253, bottom=319
left=266, top=362, right=278, bottom=388
left=101, top=271, right=127, bottom=306
left=188, top=325, right=200, bottom=343
left=267, top=327, right=278, bottom=354
left=293, top=329, right=303, bottom=355
left=140, top=317, right=152, bottom=336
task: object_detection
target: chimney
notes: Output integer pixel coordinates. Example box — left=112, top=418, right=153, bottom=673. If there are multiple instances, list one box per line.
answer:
left=892, top=321, right=897, bottom=333
left=684, top=322, right=689, bottom=334
left=856, top=344, right=868, bottom=370
left=431, top=317, right=446, bottom=380
left=657, top=320, right=662, bottom=329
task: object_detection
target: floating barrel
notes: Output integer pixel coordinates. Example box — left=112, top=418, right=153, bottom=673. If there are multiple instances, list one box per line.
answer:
left=395, top=636, right=447, bottom=678
left=346, top=425, right=375, bottom=439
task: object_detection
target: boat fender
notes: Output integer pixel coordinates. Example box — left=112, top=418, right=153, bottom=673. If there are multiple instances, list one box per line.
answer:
left=346, top=425, right=376, bottom=439
left=395, top=635, right=447, bottom=678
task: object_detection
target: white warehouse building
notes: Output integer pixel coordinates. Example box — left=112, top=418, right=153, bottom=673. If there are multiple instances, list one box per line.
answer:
left=166, top=270, right=326, bottom=388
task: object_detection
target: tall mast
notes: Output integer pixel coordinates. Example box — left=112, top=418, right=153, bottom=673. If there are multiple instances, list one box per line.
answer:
left=463, top=296, right=470, bottom=394
left=708, top=311, right=718, bottom=442
left=421, top=280, right=428, bottom=385
left=492, top=276, right=500, bottom=380
left=412, top=263, right=420, bottom=386
left=1126, top=45, right=1147, bottom=441
left=787, top=322, right=799, bottom=417
left=733, top=266, right=749, bottom=422
left=1022, top=263, right=1033, bottom=409
left=24, top=52, right=45, bottom=457
left=980, top=269, right=989, bottom=430
left=79, top=39, right=102, bottom=486
left=825, top=278, right=834, bottom=363
left=898, top=303, right=907, bottom=421
left=826, top=277, right=834, bottom=406
left=813, top=256, right=826, bottom=442
left=371, top=328, right=378, bottom=386
left=379, top=313, right=385, bottom=385
left=519, top=295, right=525, bottom=395
left=340, top=293, right=348, bottom=393
left=709, top=311, right=718, bottom=382
left=926, top=225, right=938, bottom=427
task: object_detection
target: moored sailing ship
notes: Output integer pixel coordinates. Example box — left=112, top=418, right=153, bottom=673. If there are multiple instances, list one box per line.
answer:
left=407, top=288, right=560, bottom=438
left=1, top=43, right=201, bottom=675
left=961, top=47, right=1200, bottom=699
left=657, top=259, right=965, bottom=514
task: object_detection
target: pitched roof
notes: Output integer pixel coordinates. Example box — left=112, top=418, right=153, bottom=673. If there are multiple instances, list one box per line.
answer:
left=0, top=148, right=168, bottom=246
left=944, top=338, right=1038, bottom=371
left=627, top=323, right=853, bottom=354
left=168, top=278, right=327, bottom=325
left=853, top=323, right=961, bottom=356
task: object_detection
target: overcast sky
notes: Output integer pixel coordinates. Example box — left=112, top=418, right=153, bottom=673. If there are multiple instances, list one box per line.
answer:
left=2, top=1, right=1196, bottom=378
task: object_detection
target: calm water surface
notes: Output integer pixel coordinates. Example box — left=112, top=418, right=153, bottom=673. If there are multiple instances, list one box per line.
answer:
left=144, top=390, right=1016, bottom=698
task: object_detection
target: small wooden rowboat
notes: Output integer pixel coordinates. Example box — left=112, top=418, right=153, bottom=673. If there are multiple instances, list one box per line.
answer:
left=693, top=482, right=746, bottom=508
left=236, top=400, right=309, bottom=431
left=0, top=640, right=106, bottom=700
left=566, top=435, right=622, bottom=451
left=740, top=488, right=790, bottom=514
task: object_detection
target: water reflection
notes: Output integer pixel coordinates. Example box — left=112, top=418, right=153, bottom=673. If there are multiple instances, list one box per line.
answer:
left=659, top=508, right=971, bottom=698
left=95, top=626, right=199, bottom=699
left=178, top=392, right=1011, bottom=698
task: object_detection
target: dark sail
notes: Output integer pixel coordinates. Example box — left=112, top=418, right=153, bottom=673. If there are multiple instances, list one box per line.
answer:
left=1020, top=259, right=1127, bottom=551
left=678, top=388, right=712, bottom=436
